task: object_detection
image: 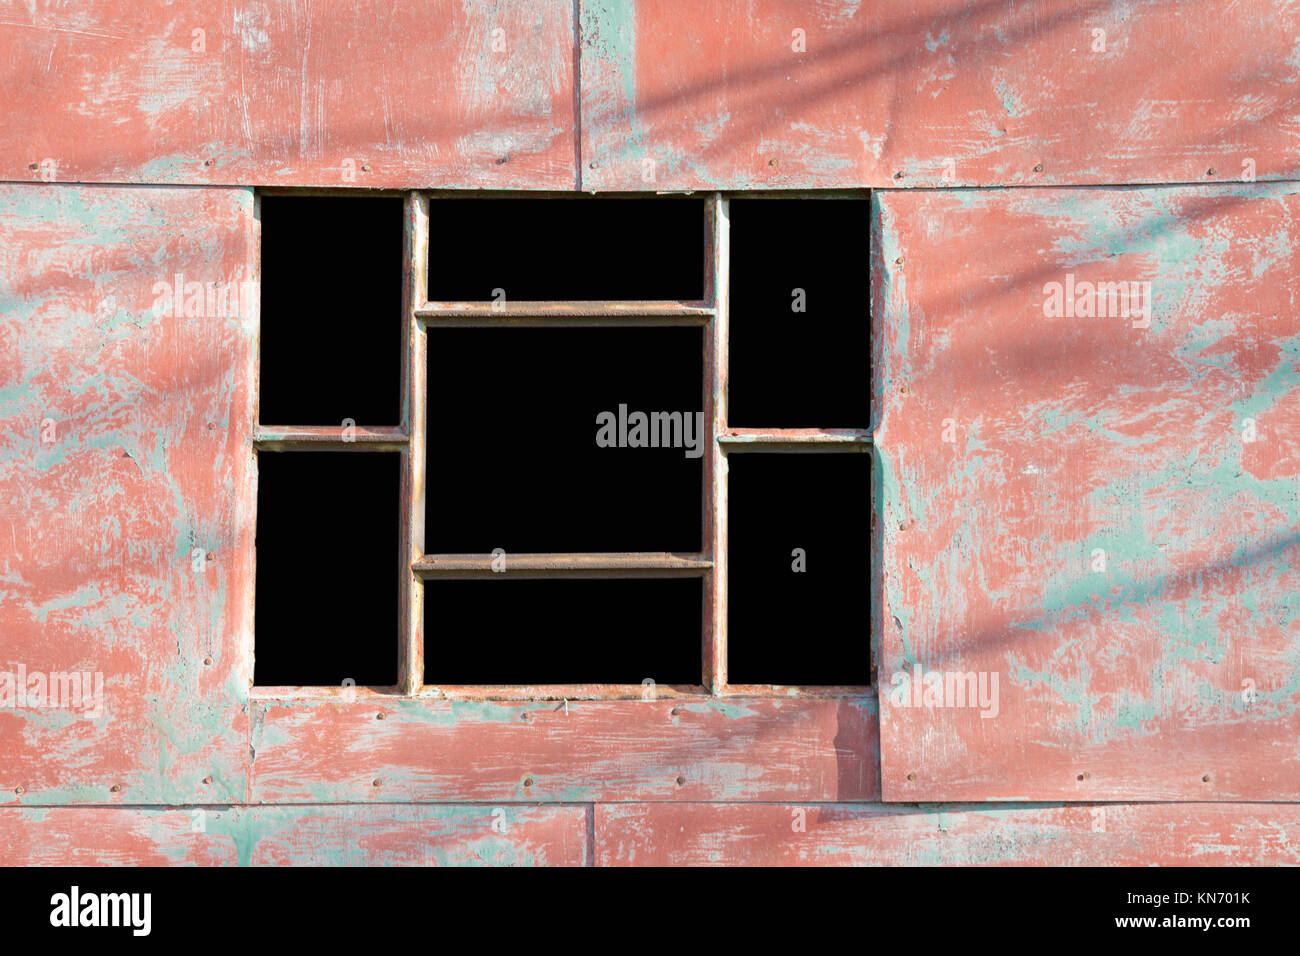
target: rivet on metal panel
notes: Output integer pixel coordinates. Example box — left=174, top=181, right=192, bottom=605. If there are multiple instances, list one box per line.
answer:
left=110, top=785, right=121, bottom=793
left=376, top=712, right=385, bottom=720
left=523, top=777, right=534, bottom=788
left=895, top=257, right=903, bottom=266
left=203, top=657, right=213, bottom=666
left=900, top=385, right=909, bottom=394
left=206, top=552, right=215, bottom=562
left=1202, top=774, right=1212, bottom=783
left=202, top=776, right=213, bottom=785
left=14, top=786, right=24, bottom=795
left=1206, top=168, right=1216, bottom=176
left=373, top=778, right=383, bottom=787
left=906, top=773, right=916, bottom=782
left=1033, top=163, right=1043, bottom=172
left=675, top=774, right=686, bottom=787
left=1076, top=772, right=1090, bottom=782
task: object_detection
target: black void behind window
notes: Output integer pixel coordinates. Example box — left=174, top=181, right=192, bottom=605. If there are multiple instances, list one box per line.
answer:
left=728, top=199, right=869, bottom=427
left=424, top=579, right=701, bottom=685
left=726, top=453, right=871, bottom=686
left=425, top=326, right=704, bottom=553
left=255, top=452, right=400, bottom=687
left=259, top=195, right=403, bottom=425
left=426, top=197, right=705, bottom=302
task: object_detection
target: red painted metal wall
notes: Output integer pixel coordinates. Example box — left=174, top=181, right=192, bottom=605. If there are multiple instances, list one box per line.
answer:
left=2, top=1, right=1298, bottom=865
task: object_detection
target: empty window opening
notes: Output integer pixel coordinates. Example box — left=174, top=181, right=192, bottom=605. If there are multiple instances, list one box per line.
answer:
left=727, top=199, right=870, bottom=427
left=423, top=578, right=702, bottom=686
left=259, top=195, right=403, bottom=426
left=254, top=452, right=400, bottom=687
left=726, top=452, right=871, bottom=685
left=426, top=197, right=705, bottom=302
left=426, top=326, right=704, bottom=553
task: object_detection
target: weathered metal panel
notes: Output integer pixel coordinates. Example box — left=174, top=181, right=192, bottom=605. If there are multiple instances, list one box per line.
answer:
left=0, top=805, right=589, bottom=865
left=874, top=182, right=1300, bottom=801
left=594, top=802, right=1300, bottom=866
left=0, top=183, right=256, bottom=804
left=0, top=1, right=576, bottom=189
left=581, top=0, right=1300, bottom=190
left=249, top=695, right=878, bottom=803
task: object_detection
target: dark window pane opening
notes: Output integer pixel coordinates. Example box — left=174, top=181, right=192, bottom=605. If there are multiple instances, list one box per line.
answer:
left=254, top=452, right=400, bottom=686
left=726, top=453, right=871, bottom=685
left=426, top=197, right=705, bottom=302
left=426, top=327, right=704, bottom=553
left=424, top=578, right=701, bottom=685
left=259, top=195, right=403, bottom=425
left=728, top=199, right=869, bottom=427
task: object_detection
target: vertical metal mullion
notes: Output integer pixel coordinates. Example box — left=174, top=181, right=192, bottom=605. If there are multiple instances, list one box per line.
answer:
left=399, top=193, right=430, bottom=695
left=704, top=193, right=729, bottom=695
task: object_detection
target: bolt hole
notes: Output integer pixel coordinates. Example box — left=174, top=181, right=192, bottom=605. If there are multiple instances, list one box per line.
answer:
left=110, top=785, right=121, bottom=793
left=1033, top=163, right=1043, bottom=172
left=523, top=777, right=534, bottom=788
left=202, top=776, right=213, bottom=785
left=372, top=778, right=382, bottom=787
left=376, top=712, right=385, bottom=720
left=1202, top=774, right=1211, bottom=783
left=906, top=772, right=916, bottom=782
left=675, top=774, right=686, bottom=786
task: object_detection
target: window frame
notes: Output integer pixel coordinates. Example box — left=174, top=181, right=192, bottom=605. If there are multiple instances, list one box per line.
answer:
left=252, top=189, right=873, bottom=702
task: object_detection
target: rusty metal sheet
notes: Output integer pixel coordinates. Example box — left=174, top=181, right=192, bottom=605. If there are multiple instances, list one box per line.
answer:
left=0, top=805, right=589, bottom=865
left=581, top=0, right=1300, bottom=190
left=594, top=802, right=1300, bottom=865
left=1, top=1, right=576, bottom=189
left=249, top=695, right=878, bottom=803
left=874, top=182, right=1300, bottom=801
left=0, top=183, right=255, bottom=804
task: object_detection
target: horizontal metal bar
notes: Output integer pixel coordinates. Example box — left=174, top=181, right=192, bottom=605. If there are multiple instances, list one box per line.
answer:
left=416, top=300, right=713, bottom=326
left=254, top=425, right=409, bottom=451
left=414, top=552, right=713, bottom=578
left=718, top=428, right=871, bottom=451
left=416, top=684, right=710, bottom=701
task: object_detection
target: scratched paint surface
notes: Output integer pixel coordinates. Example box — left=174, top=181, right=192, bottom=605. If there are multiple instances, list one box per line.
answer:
left=249, top=696, right=878, bottom=803
left=874, top=183, right=1300, bottom=801
left=581, top=0, right=1300, bottom=191
left=0, top=805, right=589, bottom=865
left=0, top=183, right=256, bottom=804
left=0, top=0, right=576, bottom=189
left=594, top=803, right=1300, bottom=866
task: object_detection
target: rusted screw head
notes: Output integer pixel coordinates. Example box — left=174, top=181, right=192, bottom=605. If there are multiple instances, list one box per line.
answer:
left=675, top=774, right=686, bottom=787
left=894, top=171, right=904, bottom=179
left=898, top=521, right=908, bottom=531
left=1033, top=163, right=1043, bottom=172
left=110, top=784, right=121, bottom=793
left=1202, top=773, right=1211, bottom=783
left=203, top=656, right=213, bottom=666
left=895, top=257, right=904, bottom=266
left=372, top=777, right=383, bottom=787
left=523, top=776, right=534, bottom=788
left=361, top=163, right=371, bottom=172
left=202, top=775, right=213, bottom=785
left=1076, top=772, right=1090, bottom=781
left=906, top=772, right=916, bottom=782
left=376, top=712, right=385, bottom=720
left=900, top=385, right=909, bottom=394
left=1206, top=168, right=1216, bottom=176
left=14, top=786, right=25, bottom=795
